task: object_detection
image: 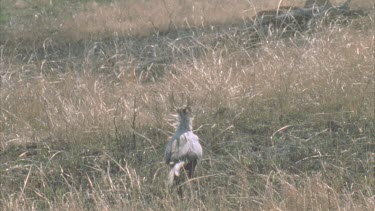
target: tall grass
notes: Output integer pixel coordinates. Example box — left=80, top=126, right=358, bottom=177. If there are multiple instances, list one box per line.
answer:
left=0, top=0, right=374, bottom=210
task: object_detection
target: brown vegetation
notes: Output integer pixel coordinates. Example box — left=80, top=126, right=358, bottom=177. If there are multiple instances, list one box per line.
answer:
left=0, top=0, right=374, bottom=210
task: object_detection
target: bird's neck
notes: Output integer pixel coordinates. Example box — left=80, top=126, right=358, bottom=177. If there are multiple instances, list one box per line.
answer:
left=176, top=117, right=192, bottom=133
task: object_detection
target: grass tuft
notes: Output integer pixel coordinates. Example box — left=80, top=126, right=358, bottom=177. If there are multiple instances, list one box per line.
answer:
left=0, top=0, right=374, bottom=210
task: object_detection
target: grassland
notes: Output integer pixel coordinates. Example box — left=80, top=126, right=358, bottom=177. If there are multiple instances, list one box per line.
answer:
left=0, top=0, right=374, bottom=210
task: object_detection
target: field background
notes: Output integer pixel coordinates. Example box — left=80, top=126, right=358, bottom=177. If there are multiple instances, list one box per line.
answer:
left=0, top=0, right=374, bottom=210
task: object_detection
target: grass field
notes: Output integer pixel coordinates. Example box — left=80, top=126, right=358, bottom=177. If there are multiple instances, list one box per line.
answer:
left=0, top=0, right=374, bottom=210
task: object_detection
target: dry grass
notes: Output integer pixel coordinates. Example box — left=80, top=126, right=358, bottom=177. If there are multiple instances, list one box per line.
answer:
left=0, top=0, right=315, bottom=42
left=0, top=0, right=374, bottom=210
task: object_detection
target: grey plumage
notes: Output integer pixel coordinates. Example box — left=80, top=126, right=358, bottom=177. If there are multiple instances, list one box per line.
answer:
left=164, top=106, right=202, bottom=196
left=165, top=131, right=202, bottom=166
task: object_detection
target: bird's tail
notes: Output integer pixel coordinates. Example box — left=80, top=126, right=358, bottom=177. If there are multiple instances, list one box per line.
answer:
left=168, top=161, right=185, bottom=186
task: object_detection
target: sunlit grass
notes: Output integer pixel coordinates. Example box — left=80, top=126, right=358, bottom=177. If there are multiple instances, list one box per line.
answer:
left=0, top=0, right=374, bottom=210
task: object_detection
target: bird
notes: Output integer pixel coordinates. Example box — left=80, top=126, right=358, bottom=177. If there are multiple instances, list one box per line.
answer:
left=164, top=104, right=202, bottom=198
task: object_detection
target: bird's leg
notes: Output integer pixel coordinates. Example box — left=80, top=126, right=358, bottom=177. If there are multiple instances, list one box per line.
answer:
left=184, top=161, right=198, bottom=198
left=174, top=175, right=183, bottom=198
left=186, top=160, right=197, bottom=179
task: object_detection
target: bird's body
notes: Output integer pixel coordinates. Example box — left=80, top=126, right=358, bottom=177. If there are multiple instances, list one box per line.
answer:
left=164, top=106, right=202, bottom=197
left=165, top=131, right=202, bottom=166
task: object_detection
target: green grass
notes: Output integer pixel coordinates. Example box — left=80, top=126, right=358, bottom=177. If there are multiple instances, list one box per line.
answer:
left=0, top=0, right=374, bottom=210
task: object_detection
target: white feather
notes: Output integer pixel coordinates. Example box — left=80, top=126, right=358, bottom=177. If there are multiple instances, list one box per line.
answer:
left=165, top=106, right=202, bottom=187
left=168, top=161, right=185, bottom=186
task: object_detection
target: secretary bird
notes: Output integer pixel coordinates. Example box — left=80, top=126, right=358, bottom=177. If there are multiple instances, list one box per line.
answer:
left=164, top=103, right=202, bottom=198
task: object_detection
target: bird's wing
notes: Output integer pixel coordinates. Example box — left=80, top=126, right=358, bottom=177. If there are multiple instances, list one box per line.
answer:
left=165, top=132, right=202, bottom=164
left=180, top=132, right=203, bottom=161
left=164, top=140, right=173, bottom=164
left=191, top=136, right=203, bottom=160
left=165, top=134, right=188, bottom=164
